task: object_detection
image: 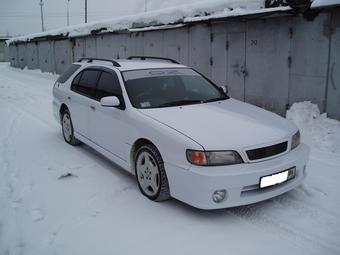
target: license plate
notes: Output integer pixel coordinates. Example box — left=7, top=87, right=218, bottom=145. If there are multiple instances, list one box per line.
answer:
left=260, top=170, right=289, bottom=188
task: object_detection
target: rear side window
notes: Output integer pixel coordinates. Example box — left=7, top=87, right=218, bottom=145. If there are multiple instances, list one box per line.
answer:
left=57, top=64, right=81, bottom=83
left=96, top=72, right=122, bottom=100
left=72, top=69, right=100, bottom=98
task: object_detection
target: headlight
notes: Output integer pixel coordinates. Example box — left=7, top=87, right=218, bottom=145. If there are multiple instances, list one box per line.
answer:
left=291, top=130, right=300, bottom=150
left=186, top=150, right=243, bottom=166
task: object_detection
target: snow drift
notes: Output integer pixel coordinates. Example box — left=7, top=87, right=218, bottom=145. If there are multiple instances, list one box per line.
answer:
left=287, top=101, right=340, bottom=155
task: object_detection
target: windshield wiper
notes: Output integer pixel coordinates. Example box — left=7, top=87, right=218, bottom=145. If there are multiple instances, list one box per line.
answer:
left=203, top=96, right=228, bottom=103
left=158, top=99, right=203, bottom=108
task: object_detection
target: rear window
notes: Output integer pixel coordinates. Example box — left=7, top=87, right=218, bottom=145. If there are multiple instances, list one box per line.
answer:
left=57, top=64, right=81, bottom=83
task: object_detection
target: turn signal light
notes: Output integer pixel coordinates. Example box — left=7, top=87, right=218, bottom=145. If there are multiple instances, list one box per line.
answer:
left=187, top=151, right=207, bottom=165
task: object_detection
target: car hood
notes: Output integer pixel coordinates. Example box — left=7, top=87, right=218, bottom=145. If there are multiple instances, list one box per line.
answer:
left=138, top=99, right=297, bottom=150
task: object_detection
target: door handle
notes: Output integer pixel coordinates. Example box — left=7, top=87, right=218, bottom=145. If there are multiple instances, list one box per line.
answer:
left=90, top=105, right=96, bottom=111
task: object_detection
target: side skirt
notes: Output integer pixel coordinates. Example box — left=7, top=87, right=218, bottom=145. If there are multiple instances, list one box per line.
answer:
left=74, top=132, right=133, bottom=174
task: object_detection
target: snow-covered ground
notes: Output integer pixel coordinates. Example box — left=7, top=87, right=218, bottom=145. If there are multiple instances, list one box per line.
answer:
left=0, top=62, right=339, bottom=255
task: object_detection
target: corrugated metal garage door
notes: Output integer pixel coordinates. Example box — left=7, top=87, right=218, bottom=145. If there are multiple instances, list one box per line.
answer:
left=9, top=45, right=18, bottom=67
left=85, top=36, right=97, bottom=58
left=144, top=31, right=163, bottom=57
left=289, top=14, right=329, bottom=113
left=96, top=34, right=115, bottom=59
left=26, top=43, right=39, bottom=70
left=54, top=40, right=73, bottom=74
left=245, top=19, right=290, bottom=115
left=189, top=24, right=211, bottom=78
left=211, top=22, right=246, bottom=101
left=38, top=41, right=55, bottom=73
left=163, top=27, right=189, bottom=65
left=326, top=11, right=340, bottom=120
left=127, top=32, right=144, bottom=57
left=73, top=38, right=85, bottom=61
left=18, top=44, right=27, bottom=69
left=113, top=34, right=129, bottom=59
left=211, top=24, right=228, bottom=88
left=227, top=32, right=246, bottom=101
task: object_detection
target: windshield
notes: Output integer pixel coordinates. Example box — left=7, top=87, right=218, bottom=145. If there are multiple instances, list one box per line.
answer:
left=123, top=68, right=227, bottom=109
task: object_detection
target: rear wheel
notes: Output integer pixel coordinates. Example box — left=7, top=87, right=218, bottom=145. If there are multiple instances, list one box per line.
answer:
left=135, top=144, right=170, bottom=202
left=61, top=109, right=81, bottom=145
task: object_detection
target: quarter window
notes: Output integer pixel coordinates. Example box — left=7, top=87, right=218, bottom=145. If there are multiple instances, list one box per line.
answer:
left=72, top=71, right=82, bottom=86
left=57, top=64, right=81, bottom=83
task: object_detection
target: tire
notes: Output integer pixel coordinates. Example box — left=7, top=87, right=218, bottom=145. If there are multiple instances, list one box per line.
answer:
left=61, top=109, right=81, bottom=146
left=135, top=144, right=170, bottom=202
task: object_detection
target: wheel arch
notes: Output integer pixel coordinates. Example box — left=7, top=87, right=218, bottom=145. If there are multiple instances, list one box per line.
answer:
left=130, top=138, right=159, bottom=173
left=59, top=103, right=69, bottom=122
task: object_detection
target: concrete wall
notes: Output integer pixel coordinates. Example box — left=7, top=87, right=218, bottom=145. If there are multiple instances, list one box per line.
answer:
left=7, top=8, right=340, bottom=119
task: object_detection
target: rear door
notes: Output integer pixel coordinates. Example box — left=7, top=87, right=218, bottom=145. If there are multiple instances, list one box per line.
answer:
left=69, top=69, right=100, bottom=138
left=89, top=70, right=129, bottom=161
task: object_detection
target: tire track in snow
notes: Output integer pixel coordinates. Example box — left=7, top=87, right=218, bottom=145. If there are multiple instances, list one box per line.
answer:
left=0, top=109, right=26, bottom=254
left=0, top=73, right=57, bottom=130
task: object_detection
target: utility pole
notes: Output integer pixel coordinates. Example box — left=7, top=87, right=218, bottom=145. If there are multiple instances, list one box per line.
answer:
left=144, top=0, right=147, bottom=12
left=67, top=0, right=70, bottom=26
left=39, top=0, right=45, bottom=32
left=85, top=0, right=87, bottom=23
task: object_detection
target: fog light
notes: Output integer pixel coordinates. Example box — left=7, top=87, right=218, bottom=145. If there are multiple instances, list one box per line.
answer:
left=212, top=189, right=226, bottom=203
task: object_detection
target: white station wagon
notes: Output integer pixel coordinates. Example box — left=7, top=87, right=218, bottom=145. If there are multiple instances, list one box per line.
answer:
left=53, top=56, right=309, bottom=209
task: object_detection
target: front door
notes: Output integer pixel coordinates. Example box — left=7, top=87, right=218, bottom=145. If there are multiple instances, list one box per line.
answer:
left=88, top=70, right=129, bottom=161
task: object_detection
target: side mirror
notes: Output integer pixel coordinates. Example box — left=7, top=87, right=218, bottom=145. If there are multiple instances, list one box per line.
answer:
left=220, top=85, right=229, bottom=95
left=100, top=96, right=120, bottom=107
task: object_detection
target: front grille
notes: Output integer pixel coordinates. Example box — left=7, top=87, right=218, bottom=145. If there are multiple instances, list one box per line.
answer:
left=246, top=141, right=288, bottom=161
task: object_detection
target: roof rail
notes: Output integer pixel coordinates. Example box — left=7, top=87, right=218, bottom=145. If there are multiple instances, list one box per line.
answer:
left=127, top=56, right=179, bottom=64
left=77, top=58, right=121, bottom=67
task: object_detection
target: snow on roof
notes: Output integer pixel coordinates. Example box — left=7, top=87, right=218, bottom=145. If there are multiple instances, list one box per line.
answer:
left=311, top=0, right=340, bottom=7
left=6, top=0, right=340, bottom=45
left=7, top=0, right=262, bottom=44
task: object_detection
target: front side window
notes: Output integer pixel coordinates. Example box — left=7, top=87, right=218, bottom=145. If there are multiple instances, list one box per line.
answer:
left=95, top=71, right=122, bottom=100
left=72, top=69, right=100, bottom=98
left=123, top=68, right=227, bottom=109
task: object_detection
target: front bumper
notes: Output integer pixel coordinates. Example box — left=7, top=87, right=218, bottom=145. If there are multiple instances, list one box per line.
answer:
left=165, top=143, right=309, bottom=210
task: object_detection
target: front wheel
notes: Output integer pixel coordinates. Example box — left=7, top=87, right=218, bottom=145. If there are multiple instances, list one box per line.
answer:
left=135, top=144, right=170, bottom=202
left=61, top=109, right=81, bottom=146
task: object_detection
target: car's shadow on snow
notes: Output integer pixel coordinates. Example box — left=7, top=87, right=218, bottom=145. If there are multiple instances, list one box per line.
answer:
left=76, top=142, right=137, bottom=186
